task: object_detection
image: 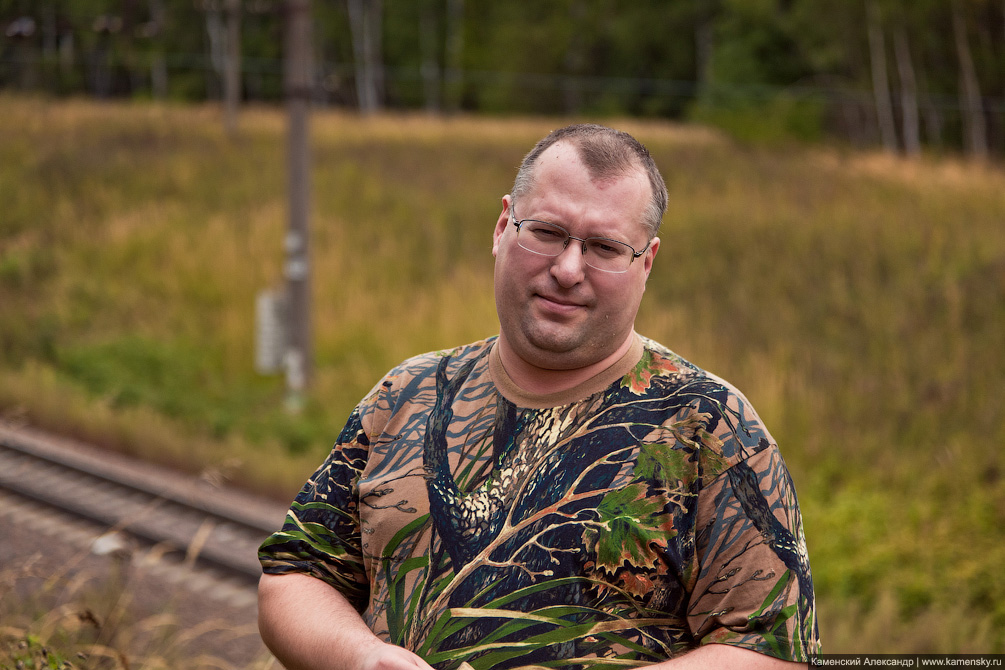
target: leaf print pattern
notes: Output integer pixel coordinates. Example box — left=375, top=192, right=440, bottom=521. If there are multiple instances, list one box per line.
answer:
left=260, top=336, right=820, bottom=668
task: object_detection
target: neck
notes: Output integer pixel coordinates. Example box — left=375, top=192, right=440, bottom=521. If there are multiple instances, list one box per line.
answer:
left=495, top=331, right=637, bottom=396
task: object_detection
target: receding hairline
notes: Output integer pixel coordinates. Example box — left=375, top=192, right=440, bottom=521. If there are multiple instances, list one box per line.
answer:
left=511, top=124, right=668, bottom=237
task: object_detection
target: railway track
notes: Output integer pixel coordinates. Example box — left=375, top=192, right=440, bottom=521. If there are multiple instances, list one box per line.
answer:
left=0, top=422, right=288, bottom=590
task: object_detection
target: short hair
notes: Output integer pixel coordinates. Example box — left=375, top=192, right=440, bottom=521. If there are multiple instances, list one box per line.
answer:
left=511, top=124, right=668, bottom=238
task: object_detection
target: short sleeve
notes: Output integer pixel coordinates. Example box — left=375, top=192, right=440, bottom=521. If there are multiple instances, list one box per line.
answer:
left=258, top=405, right=372, bottom=613
left=688, top=446, right=820, bottom=660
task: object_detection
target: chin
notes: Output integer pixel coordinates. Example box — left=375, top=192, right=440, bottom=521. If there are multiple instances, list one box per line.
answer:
left=525, top=339, right=611, bottom=371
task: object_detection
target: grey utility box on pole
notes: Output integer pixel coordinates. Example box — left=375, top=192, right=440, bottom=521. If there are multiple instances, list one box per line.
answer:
left=255, top=288, right=287, bottom=375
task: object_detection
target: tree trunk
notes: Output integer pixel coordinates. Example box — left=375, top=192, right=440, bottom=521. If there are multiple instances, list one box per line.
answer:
left=419, top=0, right=440, bottom=114
left=148, top=0, right=167, bottom=98
left=42, top=5, right=57, bottom=59
left=892, top=23, right=920, bottom=156
left=952, top=0, right=988, bottom=160
left=695, top=0, right=715, bottom=94
left=918, top=69, right=944, bottom=149
left=562, top=0, right=586, bottom=115
left=444, top=0, right=464, bottom=114
left=205, top=4, right=225, bottom=100
left=348, top=0, right=384, bottom=114
left=866, top=0, right=899, bottom=153
left=224, top=0, right=241, bottom=135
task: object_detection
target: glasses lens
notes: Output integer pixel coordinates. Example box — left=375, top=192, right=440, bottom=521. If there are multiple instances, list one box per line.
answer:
left=583, top=239, right=634, bottom=272
left=517, top=221, right=568, bottom=255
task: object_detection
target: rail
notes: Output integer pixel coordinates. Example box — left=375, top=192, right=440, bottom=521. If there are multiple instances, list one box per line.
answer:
left=0, top=423, right=288, bottom=586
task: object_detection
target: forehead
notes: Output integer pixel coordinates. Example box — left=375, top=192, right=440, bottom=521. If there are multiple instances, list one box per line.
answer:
left=522, top=143, right=651, bottom=231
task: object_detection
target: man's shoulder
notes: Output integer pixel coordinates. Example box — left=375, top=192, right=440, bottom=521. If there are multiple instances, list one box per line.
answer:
left=636, top=335, right=700, bottom=373
left=631, top=334, right=777, bottom=462
left=392, top=336, right=497, bottom=374
left=621, top=334, right=706, bottom=394
left=632, top=335, right=745, bottom=398
left=368, top=337, right=496, bottom=396
left=355, top=337, right=497, bottom=421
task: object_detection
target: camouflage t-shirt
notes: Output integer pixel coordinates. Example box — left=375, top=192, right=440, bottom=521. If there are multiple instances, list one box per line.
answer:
left=259, top=335, right=820, bottom=668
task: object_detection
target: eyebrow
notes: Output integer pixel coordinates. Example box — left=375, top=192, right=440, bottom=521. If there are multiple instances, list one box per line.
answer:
left=512, top=204, right=649, bottom=248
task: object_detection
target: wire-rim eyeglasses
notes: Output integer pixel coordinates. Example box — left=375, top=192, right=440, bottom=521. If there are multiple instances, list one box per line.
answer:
left=510, top=205, right=649, bottom=274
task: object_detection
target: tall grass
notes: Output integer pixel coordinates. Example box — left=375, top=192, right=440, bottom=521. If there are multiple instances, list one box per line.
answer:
left=1, top=96, right=1003, bottom=653
left=0, top=541, right=274, bottom=669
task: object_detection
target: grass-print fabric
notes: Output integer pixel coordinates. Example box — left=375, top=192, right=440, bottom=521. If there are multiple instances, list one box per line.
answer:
left=259, top=336, right=820, bottom=668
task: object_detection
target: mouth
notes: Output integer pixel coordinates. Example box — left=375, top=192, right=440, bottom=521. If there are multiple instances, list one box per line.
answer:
left=534, top=292, right=587, bottom=314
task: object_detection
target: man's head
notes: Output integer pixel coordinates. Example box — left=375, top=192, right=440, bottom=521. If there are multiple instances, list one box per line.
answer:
left=492, top=124, right=665, bottom=376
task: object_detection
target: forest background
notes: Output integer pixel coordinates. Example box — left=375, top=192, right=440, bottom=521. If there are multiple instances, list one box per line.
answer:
left=1, top=0, right=1004, bottom=664
left=3, top=0, right=1005, bottom=157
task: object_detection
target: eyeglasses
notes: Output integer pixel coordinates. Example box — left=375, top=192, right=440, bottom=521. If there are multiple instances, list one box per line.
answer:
left=510, top=206, right=650, bottom=274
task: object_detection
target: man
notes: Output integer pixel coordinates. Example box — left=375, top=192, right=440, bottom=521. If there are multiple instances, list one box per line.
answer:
left=258, top=124, right=820, bottom=669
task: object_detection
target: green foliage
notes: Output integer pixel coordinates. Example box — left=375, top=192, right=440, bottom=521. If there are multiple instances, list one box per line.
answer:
left=689, top=92, right=826, bottom=144
left=707, top=0, right=813, bottom=87
left=0, top=634, right=68, bottom=670
left=54, top=334, right=337, bottom=453
left=691, top=0, right=827, bottom=145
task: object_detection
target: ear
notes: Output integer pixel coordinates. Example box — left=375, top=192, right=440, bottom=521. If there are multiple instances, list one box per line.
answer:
left=642, top=236, right=660, bottom=278
left=492, top=195, right=513, bottom=258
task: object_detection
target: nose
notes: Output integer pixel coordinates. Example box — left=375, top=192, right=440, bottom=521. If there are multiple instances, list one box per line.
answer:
left=549, top=239, right=587, bottom=287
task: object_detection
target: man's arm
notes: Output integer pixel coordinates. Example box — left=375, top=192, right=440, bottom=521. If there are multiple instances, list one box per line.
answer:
left=258, top=572, right=435, bottom=670
left=647, top=643, right=806, bottom=669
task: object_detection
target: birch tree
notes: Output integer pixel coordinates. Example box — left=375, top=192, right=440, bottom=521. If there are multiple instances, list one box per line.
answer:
left=866, top=0, right=899, bottom=153
left=443, top=0, right=464, bottom=114
left=348, top=0, right=384, bottom=114
left=951, top=0, right=988, bottom=159
left=224, top=0, right=241, bottom=135
left=892, top=21, right=920, bottom=155
left=419, top=0, right=440, bottom=113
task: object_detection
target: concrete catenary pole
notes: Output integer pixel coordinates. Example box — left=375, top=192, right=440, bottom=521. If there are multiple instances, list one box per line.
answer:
left=284, top=0, right=313, bottom=408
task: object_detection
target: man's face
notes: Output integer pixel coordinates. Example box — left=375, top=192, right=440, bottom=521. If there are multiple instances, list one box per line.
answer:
left=491, top=141, right=660, bottom=372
